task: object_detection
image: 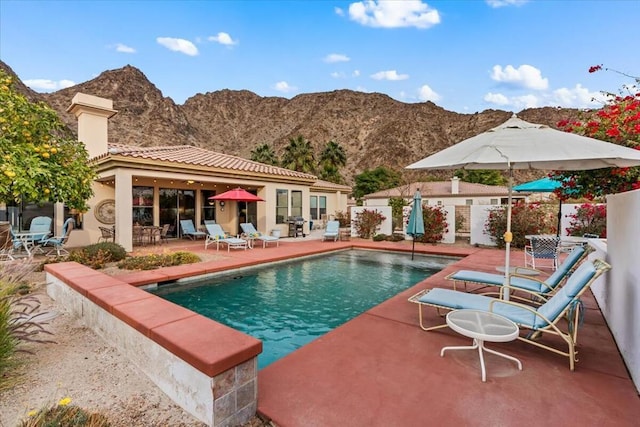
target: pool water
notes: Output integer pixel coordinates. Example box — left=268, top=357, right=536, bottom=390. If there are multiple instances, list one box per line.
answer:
left=153, top=250, right=457, bottom=368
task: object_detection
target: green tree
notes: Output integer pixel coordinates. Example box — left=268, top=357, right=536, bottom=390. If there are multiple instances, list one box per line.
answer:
left=319, top=140, right=347, bottom=183
left=281, top=135, right=316, bottom=174
left=455, top=169, right=505, bottom=186
left=0, top=70, right=95, bottom=210
left=250, top=143, right=279, bottom=166
left=353, top=166, right=402, bottom=199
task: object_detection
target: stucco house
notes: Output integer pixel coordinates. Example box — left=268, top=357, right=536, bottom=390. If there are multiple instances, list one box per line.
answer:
left=362, top=177, right=525, bottom=207
left=29, top=93, right=350, bottom=252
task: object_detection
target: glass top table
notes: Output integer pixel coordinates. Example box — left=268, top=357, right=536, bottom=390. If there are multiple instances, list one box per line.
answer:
left=442, top=309, right=522, bottom=382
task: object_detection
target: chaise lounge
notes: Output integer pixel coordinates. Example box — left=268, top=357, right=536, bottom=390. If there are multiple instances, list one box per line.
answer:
left=408, top=259, right=611, bottom=370
left=204, top=223, right=247, bottom=252
left=240, top=222, right=279, bottom=248
left=323, top=220, right=340, bottom=242
left=180, top=219, right=207, bottom=240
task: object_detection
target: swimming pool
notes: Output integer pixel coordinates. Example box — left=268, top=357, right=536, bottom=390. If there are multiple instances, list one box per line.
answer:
left=153, top=249, right=458, bottom=368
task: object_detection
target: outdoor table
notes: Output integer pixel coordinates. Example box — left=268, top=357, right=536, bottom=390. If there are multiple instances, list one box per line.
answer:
left=339, top=229, right=351, bottom=241
left=442, top=309, right=522, bottom=382
left=13, top=231, right=50, bottom=257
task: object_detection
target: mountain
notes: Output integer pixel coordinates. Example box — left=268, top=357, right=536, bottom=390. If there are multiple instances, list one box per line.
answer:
left=3, top=62, right=582, bottom=184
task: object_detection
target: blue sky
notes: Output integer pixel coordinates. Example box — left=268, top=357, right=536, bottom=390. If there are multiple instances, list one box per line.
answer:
left=1, top=0, right=638, bottom=113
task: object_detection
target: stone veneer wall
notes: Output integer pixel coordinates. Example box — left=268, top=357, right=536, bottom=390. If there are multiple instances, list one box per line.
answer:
left=45, top=263, right=261, bottom=426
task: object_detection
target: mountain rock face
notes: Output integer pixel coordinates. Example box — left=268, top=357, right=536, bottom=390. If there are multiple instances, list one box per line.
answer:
left=3, top=61, right=582, bottom=184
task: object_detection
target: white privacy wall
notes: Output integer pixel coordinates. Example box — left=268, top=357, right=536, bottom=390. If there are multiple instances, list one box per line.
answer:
left=593, top=189, right=640, bottom=394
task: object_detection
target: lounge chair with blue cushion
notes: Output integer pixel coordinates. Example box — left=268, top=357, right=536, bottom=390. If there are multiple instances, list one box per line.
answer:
left=41, top=218, right=74, bottom=257
left=205, top=223, right=247, bottom=251
left=180, top=219, right=207, bottom=240
left=447, top=245, right=588, bottom=297
left=409, top=259, right=610, bottom=371
left=323, top=220, right=340, bottom=242
left=240, top=222, right=279, bottom=248
left=28, top=216, right=53, bottom=253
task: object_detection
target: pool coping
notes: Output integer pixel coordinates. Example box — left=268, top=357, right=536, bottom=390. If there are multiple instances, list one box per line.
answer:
left=44, top=241, right=477, bottom=426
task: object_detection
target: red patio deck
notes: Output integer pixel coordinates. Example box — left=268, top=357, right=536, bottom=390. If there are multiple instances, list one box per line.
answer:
left=128, top=236, right=639, bottom=426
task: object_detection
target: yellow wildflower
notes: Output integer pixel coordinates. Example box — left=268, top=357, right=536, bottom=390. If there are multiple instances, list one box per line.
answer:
left=58, top=397, right=72, bottom=406
left=28, top=410, right=37, bottom=417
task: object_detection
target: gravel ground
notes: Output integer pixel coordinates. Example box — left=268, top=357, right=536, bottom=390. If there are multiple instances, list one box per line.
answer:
left=0, top=262, right=272, bottom=427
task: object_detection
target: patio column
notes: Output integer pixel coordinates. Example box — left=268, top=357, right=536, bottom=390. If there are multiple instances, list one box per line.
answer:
left=115, top=170, right=133, bottom=252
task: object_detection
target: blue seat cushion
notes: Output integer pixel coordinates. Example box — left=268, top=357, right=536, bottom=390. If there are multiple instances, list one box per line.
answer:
left=449, top=270, right=545, bottom=293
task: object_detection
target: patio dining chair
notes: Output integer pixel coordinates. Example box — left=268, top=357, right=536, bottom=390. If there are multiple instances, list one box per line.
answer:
left=408, top=258, right=611, bottom=371
left=41, top=218, right=75, bottom=257
left=99, top=226, right=115, bottom=243
left=525, top=235, right=561, bottom=270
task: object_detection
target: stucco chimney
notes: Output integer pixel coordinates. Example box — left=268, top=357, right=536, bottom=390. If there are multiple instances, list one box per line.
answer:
left=67, top=93, right=118, bottom=159
left=451, top=176, right=460, bottom=194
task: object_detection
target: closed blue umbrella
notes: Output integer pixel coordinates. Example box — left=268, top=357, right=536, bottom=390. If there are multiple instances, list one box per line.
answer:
left=406, top=190, right=425, bottom=260
left=514, top=177, right=563, bottom=236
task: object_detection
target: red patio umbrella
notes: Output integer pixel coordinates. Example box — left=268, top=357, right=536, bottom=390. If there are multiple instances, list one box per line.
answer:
left=209, top=188, right=264, bottom=202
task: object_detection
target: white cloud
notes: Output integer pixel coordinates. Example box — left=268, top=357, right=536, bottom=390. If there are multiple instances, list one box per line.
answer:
left=274, top=81, right=297, bottom=93
left=484, top=92, right=510, bottom=106
left=490, top=64, right=548, bottom=90
left=324, top=53, right=350, bottom=63
left=484, top=84, right=603, bottom=110
left=371, top=70, right=409, bottom=81
left=331, top=71, right=346, bottom=79
left=353, top=70, right=361, bottom=77
left=486, top=0, right=529, bottom=8
left=157, top=37, right=198, bottom=56
left=115, top=43, right=136, bottom=53
left=348, top=0, right=441, bottom=29
left=208, top=32, right=237, bottom=46
left=335, top=7, right=345, bottom=16
left=24, top=79, right=75, bottom=91
left=418, top=84, right=441, bottom=102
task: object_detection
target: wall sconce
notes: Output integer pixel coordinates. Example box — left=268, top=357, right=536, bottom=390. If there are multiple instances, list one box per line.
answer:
left=219, top=201, right=225, bottom=211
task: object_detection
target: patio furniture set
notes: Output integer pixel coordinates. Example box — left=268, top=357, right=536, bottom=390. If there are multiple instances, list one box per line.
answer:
left=409, top=245, right=610, bottom=380
left=0, top=216, right=75, bottom=260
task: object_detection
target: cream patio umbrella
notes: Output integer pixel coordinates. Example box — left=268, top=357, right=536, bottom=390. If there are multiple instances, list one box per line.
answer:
left=406, top=115, right=640, bottom=299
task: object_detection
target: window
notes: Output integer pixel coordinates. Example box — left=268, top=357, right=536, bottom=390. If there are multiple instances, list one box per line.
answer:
left=437, top=200, right=443, bottom=206
left=291, top=190, right=302, bottom=218
left=309, top=195, right=326, bottom=220
left=465, top=199, right=473, bottom=205
left=133, top=186, right=154, bottom=225
left=490, top=198, right=499, bottom=205
left=276, top=189, right=288, bottom=224
left=201, top=190, right=216, bottom=224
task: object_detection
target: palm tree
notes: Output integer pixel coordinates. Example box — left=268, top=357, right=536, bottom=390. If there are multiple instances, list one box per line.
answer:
left=319, top=164, right=343, bottom=184
left=250, top=143, right=279, bottom=166
left=320, top=140, right=347, bottom=170
left=281, top=135, right=316, bottom=174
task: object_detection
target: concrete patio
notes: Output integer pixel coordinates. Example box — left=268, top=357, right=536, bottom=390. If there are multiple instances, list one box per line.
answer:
left=123, top=233, right=639, bottom=426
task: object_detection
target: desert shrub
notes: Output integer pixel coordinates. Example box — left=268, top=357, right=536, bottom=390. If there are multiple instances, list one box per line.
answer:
left=387, top=233, right=405, bottom=242
left=334, top=210, right=351, bottom=227
left=373, top=234, right=387, bottom=241
left=66, top=243, right=127, bottom=269
left=18, top=397, right=110, bottom=427
left=353, top=209, right=386, bottom=239
left=0, top=261, right=54, bottom=390
left=416, top=205, right=449, bottom=244
left=565, top=203, right=607, bottom=237
left=388, top=197, right=407, bottom=231
left=484, top=201, right=555, bottom=249
left=117, top=251, right=201, bottom=270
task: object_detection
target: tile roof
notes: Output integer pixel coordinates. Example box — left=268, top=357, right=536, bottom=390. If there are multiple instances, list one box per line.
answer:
left=311, top=179, right=352, bottom=192
left=101, top=143, right=317, bottom=180
left=363, top=181, right=513, bottom=199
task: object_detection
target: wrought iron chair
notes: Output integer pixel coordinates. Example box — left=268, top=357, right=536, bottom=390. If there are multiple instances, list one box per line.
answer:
left=525, top=235, right=561, bottom=270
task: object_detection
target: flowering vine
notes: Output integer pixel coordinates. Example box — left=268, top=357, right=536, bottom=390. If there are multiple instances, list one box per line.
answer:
left=552, top=65, right=640, bottom=199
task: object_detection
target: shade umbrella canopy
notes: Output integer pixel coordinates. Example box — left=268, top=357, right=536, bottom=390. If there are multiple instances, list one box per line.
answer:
left=209, top=188, right=264, bottom=202
left=406, top=190, right=425, bottom=260
left=514, top=177, right=564, bottom=236
left=406, top=115, right=640, bottom=299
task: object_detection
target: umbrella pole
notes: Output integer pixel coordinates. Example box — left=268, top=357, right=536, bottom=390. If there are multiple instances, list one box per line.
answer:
left=502, top=167, right=514, bottom=301
left=557, top=199, right=563, bottom=237
left=411, top=239, right=415, bottom=260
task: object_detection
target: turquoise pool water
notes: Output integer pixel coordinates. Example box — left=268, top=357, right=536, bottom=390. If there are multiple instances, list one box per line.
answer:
left=153, top=249, right=458, bottom=368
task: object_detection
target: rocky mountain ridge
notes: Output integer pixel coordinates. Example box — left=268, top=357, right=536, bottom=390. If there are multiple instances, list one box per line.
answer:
left=1, top=61, right=581, bottom=184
